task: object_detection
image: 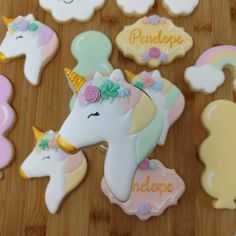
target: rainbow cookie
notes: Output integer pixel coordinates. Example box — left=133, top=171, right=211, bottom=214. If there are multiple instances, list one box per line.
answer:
left=162, top=0, right=199, bottom=17
left=39, top=0, right=106, bottom=23
left=102, top=159, right=185, bottom=220
left=20, top=127, right=87, bottom=214
left=116, top=0, right=155, bottom=16
left=200, top=100, right=236, bottom=209
left=57, top=68, right=185, bottom=202
left=68, top=31, right=113, bottom=109
left=0, top=75, right=15, bottom=180
left=0, top=14, right=59, bottom=86
left=185, top=45, right=236, bottom=94
left=116, top=15, right=193, bottom=68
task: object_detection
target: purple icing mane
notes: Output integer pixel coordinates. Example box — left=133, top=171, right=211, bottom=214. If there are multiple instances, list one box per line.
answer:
left=38, top=25, right=54, bottom=47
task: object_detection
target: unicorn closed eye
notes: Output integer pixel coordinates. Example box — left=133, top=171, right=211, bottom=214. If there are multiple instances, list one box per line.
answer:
left=57, top=68, right=185, bottom=202
left=20, top=127, right=87, bottom=214
left=0, top=14, right=59, bottom=86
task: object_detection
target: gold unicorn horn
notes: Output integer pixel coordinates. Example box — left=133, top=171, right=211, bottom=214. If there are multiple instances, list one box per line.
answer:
left=32, top=126, right=44, bottom=142
left=64, top=68, right=86, bottom=93
left=1, top=16, right=13, bottom=27
left=125, top=70, right=136, bottom=83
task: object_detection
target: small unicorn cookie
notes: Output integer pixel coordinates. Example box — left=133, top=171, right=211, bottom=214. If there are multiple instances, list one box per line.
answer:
left=67, top=31, right=113, bottom=109
left=57, top=68, right=185, bottom=202
left=39, top=0, right=106, bottom=23
left=102, top=159, right=185, bottom=220
left=0, top=75, right=15, bottom=179
left=0, top=14, right=59, bottom=86
left=200, top=100, right=236, bottom=209
left=116, top=0, right=155, bottom=16
left=116, top=15, right=193, bottom=68
left=185, top=45, right=236, bottom=94
left=20, top=127, right=87, bottom=214
left=162, top=0, right=199, bottom=16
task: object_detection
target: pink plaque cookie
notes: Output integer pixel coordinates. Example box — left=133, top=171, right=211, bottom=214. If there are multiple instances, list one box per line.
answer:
left=101, top=160, right=185, bottom=220
left=0, top=75, right=15, bottom=178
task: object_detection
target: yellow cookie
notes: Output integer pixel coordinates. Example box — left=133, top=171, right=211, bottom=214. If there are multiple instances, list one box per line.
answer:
left=116, top=15, right=193, bottom=68
left=200, top=100, right=236, bottom=209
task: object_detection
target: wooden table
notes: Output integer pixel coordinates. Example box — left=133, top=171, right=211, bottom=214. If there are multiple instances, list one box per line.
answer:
left=0, top=0, right=236, bottom=235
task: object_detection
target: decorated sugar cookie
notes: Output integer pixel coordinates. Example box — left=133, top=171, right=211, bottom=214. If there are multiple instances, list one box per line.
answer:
left=116, top=15, right=193, bottom=68
left=185, top=45, right=236, bottom=94
left=68, top=31, right=113, bottom=109
left=0, top=14, right=59, bottom=86
left=125, top=70, right=185, bottom=145
left=116, top=0, right=155, bottom=16
left=20, top=127, right=87, bottom=214
left=57, top=68, right=185, bottom=201
left=0, top=75, right=15, bottom=180
left=102, top=159, right=185, bottom=220
left=200, top=100, right=236, bottom=209
left=39, top=0, right=105, bottom=23
left=163, top=0, right=199, bottom=16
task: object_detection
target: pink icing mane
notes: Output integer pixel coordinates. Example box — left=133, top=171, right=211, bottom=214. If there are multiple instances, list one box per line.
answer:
left=0, top=75, right=15, bottom=169
left=38, top=25, right=54, bottom=47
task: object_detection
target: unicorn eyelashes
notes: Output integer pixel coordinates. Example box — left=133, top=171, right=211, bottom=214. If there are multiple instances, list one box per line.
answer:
left=20, top=127, right=87, bottom=214
left=57, top=68, right=185, bottom=202
left=0, top=14, right=59, bottom=86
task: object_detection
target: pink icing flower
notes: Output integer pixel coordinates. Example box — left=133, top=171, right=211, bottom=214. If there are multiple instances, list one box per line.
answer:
left=143, top=78, right=154, bottom=88
left=142, top=17, right=150, bottom=24
left=139, top=160, right=150, bottom=170
left=48, top=139, right=57, bottom=149
left=149, top=47, right=161, bottom=58
left=16, top=20, right=29, bottom=31
left=84, top=85, right=101, bottom=103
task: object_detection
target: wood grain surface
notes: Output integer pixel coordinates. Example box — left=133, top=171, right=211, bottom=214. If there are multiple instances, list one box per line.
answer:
left=0, top=0, right=236, bottom=235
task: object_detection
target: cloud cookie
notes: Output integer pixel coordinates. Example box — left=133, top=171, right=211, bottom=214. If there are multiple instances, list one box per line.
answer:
left=39, top=0, right=106, bottom=23
left=116, top=0, right=155, bottom=16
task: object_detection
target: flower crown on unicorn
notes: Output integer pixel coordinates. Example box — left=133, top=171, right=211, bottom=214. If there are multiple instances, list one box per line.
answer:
left=0, top=14, right=59, bottom=86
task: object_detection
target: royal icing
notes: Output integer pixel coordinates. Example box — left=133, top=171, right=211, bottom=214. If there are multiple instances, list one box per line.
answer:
left=200, top=100, right=236, bottom=209
left=39, top=0, right=106, bottom=23
left=162, top=0, right=199, bottom=16
left=68, top=31, right=113, bottom=109
left=57, top=69, right=185, bottom=202
left=102, top=160, right=185, bottom=220
left=0, top=14, right=59, bottom=86
left=116, top=15, right=193, bottom=68
left=125, top=70, right=185, bottom=145
left=185, top=45, right=236, bottom=94
left=116, top=0, right=155, bottom=16
left=20, top=127, right=87, bottom=214
left=0, top=75, right=15, bottom=179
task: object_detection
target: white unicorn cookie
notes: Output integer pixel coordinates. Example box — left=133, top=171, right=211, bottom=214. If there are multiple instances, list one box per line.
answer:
left=162, top=0, right=199, bottom=16
left=116, top=0, right=155, bottom=16
left=116, top=15, right=193, bottom=68
left=0, top=14, right=59, bottom=86
left=39, top=0, right=106, bottom=23
left=102, top=159, right=185, bottom=220
left=57, top=68, right=185, bottom=202
left=20, top=127, right=87, bottom=214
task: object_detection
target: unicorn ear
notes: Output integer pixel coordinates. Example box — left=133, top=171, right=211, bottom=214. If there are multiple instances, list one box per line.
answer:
left=109, top=69, right=125, bottom=83
left=93, top=72, right=103, bottom=80
left=32, top=126, right=44, bottom=142
left=26, top=14, right=35, bottom=21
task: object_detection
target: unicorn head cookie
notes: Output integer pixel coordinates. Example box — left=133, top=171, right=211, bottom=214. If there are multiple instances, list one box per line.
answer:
left=39, top=0, right=106, bottom=23
left=20, top=127, right=87, bottom=214
left=0, top=75, right=15, bottom=179
left=0, top=14, right=59, bottom=86
left=57, top=68, right=185, bottom=201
